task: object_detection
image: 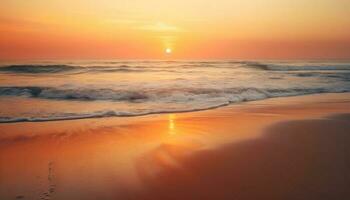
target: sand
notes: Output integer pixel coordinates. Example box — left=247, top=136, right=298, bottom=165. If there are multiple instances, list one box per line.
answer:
left=0, top=93, right=350, bottom=200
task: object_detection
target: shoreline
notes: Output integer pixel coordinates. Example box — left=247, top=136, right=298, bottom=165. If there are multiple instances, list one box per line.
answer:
left=1, top=92, right=350, bottom=124
left=1, top=93, right=350, bottom=200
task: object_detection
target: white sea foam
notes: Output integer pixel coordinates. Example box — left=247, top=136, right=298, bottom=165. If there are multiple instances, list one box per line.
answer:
left=0, top=60, right=349, bottom=122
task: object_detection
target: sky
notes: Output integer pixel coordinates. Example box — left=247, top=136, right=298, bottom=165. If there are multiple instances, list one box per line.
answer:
left=1, top=0, right=350, bottom=60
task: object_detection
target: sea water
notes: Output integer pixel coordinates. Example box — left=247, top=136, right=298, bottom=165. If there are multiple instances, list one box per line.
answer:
left=0, top=60, right=349, bottom=122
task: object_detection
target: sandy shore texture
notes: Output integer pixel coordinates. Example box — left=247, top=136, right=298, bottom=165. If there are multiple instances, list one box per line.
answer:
left=1, top=93, right=350, bottom=200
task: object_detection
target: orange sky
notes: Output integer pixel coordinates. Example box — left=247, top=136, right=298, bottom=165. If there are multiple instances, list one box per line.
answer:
left=1, top=0, right=350, bottom=60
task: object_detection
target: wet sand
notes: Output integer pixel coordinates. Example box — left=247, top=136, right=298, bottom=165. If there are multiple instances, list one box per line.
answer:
left=1, top=93, right=350, bottom=200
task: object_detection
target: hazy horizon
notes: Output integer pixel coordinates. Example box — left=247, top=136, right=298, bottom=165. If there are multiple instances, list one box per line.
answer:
left=1, top=0, right=350, bottom=60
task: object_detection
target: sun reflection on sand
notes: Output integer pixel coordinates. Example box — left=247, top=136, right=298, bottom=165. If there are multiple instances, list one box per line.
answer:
left=168, top=114, right=176, bottom=135
left=2, top=94, right=350, bottom=199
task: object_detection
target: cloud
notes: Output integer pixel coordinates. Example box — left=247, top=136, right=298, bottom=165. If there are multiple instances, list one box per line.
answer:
left=105, top=18, right=184, bottom=33
left=136, top=22, right=184, bottom=33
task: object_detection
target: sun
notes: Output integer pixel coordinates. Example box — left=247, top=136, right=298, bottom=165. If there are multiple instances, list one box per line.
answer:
left=165, top=48, right=172, bottom=54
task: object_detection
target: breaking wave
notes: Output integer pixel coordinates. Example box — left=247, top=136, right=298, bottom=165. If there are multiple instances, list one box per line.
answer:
left=0, top=85, right=349, bottom=123
left=1, top=86, right=349, bottom=102
left=1, top=60, right=349, bottom=123
left=0, top=104, right=230, bottom=123
left=245, top=62, right=350, bottom=71
left=0, top=87, right=149, bottom=101
left=0, top=65, right=78, bottom=73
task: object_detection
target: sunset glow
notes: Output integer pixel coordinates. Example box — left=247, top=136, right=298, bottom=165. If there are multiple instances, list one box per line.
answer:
left=1, top=1, right=350, bottom=199
left=1, top=0, right=350, bottom=59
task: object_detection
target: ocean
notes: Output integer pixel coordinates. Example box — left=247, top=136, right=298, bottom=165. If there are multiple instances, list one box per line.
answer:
left=0, top=60, right=349, bottom=123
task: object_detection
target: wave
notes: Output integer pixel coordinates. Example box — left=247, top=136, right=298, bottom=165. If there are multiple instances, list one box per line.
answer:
left=3, top=62, right=349, bottom=75
left=245, top=62, right=350, bottom=71
left=0, top=64, right=145, bottom=74
left=0, top=86, right=268, bottom=101
left=0, top=103, right=232, bottom=123
left=0, top=64, right=178, bottom=74
left=0, top=87, right=350, bottom=123
left=0, top=65, right=79, bottom=73
left=1, top=90, right=349, bottom=123
left=0, top=87, right=149, bottom=101
left=1, top=60, right=349, bottom=123
left=1, top=86, right=349, bottom=102
left=0, top=85, right=349, bottom=123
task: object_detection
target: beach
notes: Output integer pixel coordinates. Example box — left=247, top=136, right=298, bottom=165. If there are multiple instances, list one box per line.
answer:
left=2, top=0, right=350, bottom=199
left=1, top=93, right=350, bottom=200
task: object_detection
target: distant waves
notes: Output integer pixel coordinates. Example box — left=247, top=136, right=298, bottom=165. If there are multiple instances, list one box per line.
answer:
left=0, top=60, right=349, bottom=122
left=1, top=62, right=350, bottom=74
